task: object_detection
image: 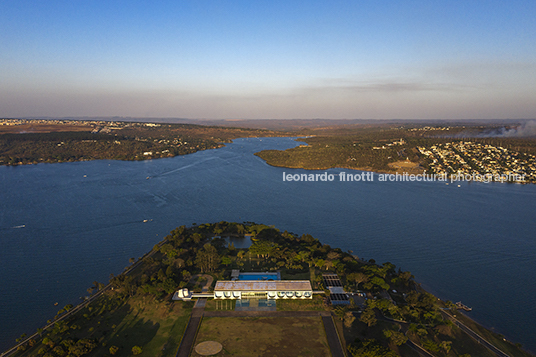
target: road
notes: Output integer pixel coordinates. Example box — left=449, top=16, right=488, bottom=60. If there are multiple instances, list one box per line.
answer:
left=189, top=274, right=214, bottom=293
left=440, top=310, right=511, bottom=357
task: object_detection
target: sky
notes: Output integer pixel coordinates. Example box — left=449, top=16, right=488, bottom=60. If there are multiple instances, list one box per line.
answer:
left=1, top=0, right=535, bottom=120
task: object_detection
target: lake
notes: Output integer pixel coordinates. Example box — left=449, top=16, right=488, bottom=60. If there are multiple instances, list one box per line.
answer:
left=1, top=137, right=535, bottom=352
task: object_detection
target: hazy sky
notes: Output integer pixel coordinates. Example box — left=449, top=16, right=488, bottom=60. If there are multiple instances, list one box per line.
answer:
left=1, top=1, right=535, bottom=119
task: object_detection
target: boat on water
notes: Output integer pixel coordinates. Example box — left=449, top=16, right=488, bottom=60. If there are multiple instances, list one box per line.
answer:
left=456, top=301, right=472, bottom=311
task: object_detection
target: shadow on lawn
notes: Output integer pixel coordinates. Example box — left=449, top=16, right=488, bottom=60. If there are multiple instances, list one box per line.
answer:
left=91, top=304, right=161, bottom=356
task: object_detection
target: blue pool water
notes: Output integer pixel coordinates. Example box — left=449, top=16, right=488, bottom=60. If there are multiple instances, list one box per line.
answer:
left=238, top=272, right=280, bottom=280
left=235, top=299, right=277, bottom=308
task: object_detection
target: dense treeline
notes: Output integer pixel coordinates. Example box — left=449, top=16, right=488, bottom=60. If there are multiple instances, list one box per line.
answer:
left=256, top=132, right=421, bottom=172
left=0, top=121, right=292, bottom=166
left=0, top=132, right=165, bottom=165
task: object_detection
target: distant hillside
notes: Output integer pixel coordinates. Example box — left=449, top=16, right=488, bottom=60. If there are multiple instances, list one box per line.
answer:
left=0, top=119, right=292, bottom=166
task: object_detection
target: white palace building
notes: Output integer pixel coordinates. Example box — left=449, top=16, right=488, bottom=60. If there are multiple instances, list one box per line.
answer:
left=173, top=270, right=313, bottom=301
left=213, top=280, right=313, bottom=300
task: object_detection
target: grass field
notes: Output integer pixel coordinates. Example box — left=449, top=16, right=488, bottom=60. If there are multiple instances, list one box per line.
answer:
left=276, top=295, right=328, bottom=311
left=14, top=294, right=193, bottom=357
left=88, top=296, right=192, bottom=357
left=192, top=317, right=331, bottom=356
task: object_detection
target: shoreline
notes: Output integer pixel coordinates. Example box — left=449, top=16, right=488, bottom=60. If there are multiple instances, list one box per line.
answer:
left=3, top=222, right=532, bottom=356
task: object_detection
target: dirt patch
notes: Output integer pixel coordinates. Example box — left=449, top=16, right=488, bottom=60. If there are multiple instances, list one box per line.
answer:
left=387, top=160, right=424, bottom=174
left=195, top=341, right=223, bottom=355
left=388, top=160, right=419, bottom=169
left=193, top=317, right=331, bottom=356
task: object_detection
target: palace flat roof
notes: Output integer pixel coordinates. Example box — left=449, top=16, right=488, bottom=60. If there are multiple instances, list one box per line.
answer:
left=214, top=280, right=312, bottom=292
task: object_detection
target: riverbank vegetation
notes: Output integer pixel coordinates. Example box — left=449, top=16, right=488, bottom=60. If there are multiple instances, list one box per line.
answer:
left=4, top=119, right=536, bottom=184
left=0, top=120, right=290, bottom=166
left=6, top=222, right=533, bottom=357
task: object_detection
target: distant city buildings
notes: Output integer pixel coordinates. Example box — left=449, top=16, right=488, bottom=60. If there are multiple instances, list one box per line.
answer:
left=418, top=141, right=536, bottom=183
left=0, top=118, right=161, bottom=130
left=372, top=138, right=405, bottom=150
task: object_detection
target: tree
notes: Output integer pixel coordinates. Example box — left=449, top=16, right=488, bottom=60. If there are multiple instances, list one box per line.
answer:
left=334, top=306, right=347, bottom=319
left=344, top=311, right=356, bottom=328
left=177, top=257, right=186, bottom=268
left=165, top=265, right=175, bottom=279
left=398, top=270, right=414, bottom=286
left=67, top=339, right=97, bottom=357
left=347, top=272, right=368, bottom=288
left=383, top=330, right=408, bottom=346
left=348, top=339, right=397, bottom=357
left=160, top=244, right=178, bottom=258
left=360, top=307, right=377, bottom=327
left=249, top=240, right=278, bottom=258
left=192, top=233, right=203, bottom=244
left=228, top=242, right=236, bottom=253
left=327, top=251, right=340, bottom=260
left=422, top=339, right=440, bottom=353
left=52, top=345, right=66, bottom=356
left=440, top=340, right=452, bottom=354
left=93, top=281, right=105, bottom=290
left=42, top=337, right=54, bottom=348
left=161, top=278, right=178, bottom=294
left=324, top=260, right=334, bottom=271
left=195, top=243, right=220, bottom=273
left=109, top=345, right=119, bottom=355
left=370, top=276, right=389, bottom=291
left=132, top=345, right=143, bottom=355
left=315, top=259, right=325, bottom=270
left=182, top=270, right=191, bottom=282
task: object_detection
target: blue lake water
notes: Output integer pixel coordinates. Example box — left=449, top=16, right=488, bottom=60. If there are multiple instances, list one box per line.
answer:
left=1, top=137, right=535, bottom=352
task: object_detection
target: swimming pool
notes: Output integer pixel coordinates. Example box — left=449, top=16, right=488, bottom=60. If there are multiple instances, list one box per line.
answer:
left=237, top=272, right=280, bottom=280
left=235, top=299, right=277, bottom=309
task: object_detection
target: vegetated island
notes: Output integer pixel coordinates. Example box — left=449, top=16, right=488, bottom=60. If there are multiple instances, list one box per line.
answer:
left=254, top=122, right=536, bottom=183
left=4, top=222, right=532, bottom=357
left=0, top=119, right=292, bottom=166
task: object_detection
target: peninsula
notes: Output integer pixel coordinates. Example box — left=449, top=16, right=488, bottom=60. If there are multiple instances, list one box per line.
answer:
left=4, top=222, right=532, bottom=357
left=254, top=122, right=536, bottom=184
left=0, top=119, right=291, bottom=166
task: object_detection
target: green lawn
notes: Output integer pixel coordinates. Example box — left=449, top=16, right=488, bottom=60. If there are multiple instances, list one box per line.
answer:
left=14, top=294, right=193, bottom=357
left=90, top=296, right=192, bottom=357
left=276, top=295, right=328, bottom=311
